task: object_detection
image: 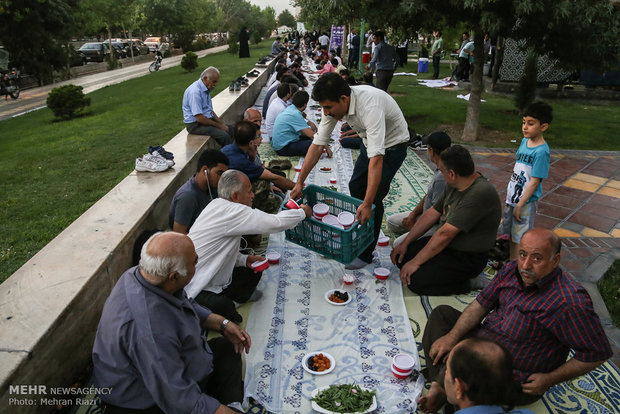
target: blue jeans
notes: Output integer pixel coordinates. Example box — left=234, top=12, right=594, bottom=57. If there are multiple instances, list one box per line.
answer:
left=275, top=138, right=312, bottom=156
left=349, top=142, right=407, bottom=262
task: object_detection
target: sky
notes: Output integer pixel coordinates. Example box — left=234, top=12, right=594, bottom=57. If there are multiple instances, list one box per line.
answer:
left=248, top=0, right=298, bottom=18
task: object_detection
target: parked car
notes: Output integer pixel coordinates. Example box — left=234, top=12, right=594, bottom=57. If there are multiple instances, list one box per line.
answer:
left=126, top=39, right=149, bottom=55
left=144, top=37, right=162, bottom=53
left=78, top=42, right=108, bottom=62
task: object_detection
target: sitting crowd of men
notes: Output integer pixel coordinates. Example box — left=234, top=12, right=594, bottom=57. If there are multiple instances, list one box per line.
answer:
left=92, top=37, right=612, bottom=414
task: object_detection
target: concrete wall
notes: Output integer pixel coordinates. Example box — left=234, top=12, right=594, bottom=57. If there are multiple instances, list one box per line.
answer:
left=0, top=62, right=274, bottom=413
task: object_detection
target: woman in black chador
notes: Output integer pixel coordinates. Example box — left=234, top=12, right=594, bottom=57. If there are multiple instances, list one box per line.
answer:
left=239, top=26, right=250, bottom=58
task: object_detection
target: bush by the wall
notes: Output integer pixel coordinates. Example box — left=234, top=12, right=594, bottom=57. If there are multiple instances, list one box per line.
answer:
left=46, top=84, right=91, bottom=120
left=181, top=51, right=198, bottom=72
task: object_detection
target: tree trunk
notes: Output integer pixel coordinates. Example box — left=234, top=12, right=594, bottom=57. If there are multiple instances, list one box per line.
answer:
left=462, top=30, right=485, bottom=142
left=491, top=36, right=505, bottom=88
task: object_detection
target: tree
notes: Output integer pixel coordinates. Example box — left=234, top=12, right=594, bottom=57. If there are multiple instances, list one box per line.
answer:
left=295, top=0, right=618, bottom=141
left=0, top=0, right=80, bottom=84
left=277, top=9, right=296, bottom=28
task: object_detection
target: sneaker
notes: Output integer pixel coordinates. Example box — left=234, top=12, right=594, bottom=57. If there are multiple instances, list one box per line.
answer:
left=135, top=156, right=168, bottom=172
left=144, top=152, right=174, bottom=168
left=234, top=81, right=241, bottom=91
left=229, top=82, right=235, bottom=91
left=148, top=145, right=174, bottom=160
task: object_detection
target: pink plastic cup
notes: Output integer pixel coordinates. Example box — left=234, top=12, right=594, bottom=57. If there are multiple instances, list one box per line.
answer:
left=285, top=199, right=299, bottom=209
left=251, top=259, right=269, bottom=272
left=374, top=267, right=389, bottom=280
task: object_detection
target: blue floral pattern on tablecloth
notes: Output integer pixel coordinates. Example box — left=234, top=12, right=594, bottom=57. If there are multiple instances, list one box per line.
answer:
left=243, top=233, right=423, bottom=413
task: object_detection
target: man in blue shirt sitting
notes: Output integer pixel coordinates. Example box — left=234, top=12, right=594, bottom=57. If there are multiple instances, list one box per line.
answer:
left=222, top=121, right=295, bottom=213
left=272, top=90, right=326, bottom=157
left=182, top=67, right=234, bottom=147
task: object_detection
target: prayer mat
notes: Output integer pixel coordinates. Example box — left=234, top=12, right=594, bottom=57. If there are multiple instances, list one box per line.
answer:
left=403, top=265, right=620, bottom=414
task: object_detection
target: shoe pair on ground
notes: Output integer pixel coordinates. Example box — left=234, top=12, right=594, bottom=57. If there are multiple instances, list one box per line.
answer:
left=246, top=69, right=260, bottom=77
left=229, top=81, right=241, bottom=91
left=135, top=148, right=175, bottom=172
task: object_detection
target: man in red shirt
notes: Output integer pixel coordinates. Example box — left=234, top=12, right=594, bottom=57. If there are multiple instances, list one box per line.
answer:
left=417, top=228, right=612, bottom=413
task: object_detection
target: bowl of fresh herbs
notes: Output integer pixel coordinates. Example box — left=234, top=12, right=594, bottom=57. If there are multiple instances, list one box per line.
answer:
left=310, top=384, right=377, bottom=413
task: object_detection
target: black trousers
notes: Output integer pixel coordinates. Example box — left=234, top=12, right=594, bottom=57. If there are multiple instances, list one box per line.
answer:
left=397, top=236, right=488, bottom=295
left=102, top=338, right=243, bottom=413
left=422, top=305, right=542, bottom=406
left=195, top=267, right=262, bottom=323
left=375, top=69, right=394, bottom=91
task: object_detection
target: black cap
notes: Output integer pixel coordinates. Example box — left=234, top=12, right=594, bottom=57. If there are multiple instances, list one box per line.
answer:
left=422, top=131, right=452, bottom=152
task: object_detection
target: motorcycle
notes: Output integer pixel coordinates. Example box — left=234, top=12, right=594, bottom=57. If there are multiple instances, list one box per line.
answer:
left=0, top=68, right=20, bottom=100
left=149, top=52, right=163, bottom=72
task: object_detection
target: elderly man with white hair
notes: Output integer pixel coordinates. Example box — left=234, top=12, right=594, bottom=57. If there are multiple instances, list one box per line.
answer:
left=183, top=66, right=234, bottom=147
left=187, top=169, right=312, bottom=323
left=93, top=231, right=250, bottom=414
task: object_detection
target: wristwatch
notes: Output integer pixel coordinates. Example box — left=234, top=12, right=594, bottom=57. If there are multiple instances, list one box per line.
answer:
left=220, top=319, right=230, bottom=334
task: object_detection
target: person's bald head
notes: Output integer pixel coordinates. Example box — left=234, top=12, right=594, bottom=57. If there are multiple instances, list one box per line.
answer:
left=139, top=232, right=197, bottom=285
left=243, top=108, right=262, bottom=128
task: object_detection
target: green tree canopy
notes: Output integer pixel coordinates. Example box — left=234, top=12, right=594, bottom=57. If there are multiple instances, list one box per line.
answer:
left=277, top=9, right=296, bottom=28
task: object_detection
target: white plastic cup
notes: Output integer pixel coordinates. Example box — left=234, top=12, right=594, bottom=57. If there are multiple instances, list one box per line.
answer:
left=392, top=353, right=415, bottom=373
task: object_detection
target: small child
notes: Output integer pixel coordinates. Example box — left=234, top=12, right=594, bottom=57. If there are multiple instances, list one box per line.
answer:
left=503, top=101, right=552, bottom=260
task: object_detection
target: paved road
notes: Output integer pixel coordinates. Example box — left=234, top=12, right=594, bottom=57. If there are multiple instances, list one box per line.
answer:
left=0, top=45, right=228, bottom=122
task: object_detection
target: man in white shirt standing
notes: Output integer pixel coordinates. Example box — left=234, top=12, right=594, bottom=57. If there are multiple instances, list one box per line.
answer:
left=318, top=32, right=330, bottom=47
left=187, top=170, right=312, bottom=323
left=291, top=73, right=409, bottom=269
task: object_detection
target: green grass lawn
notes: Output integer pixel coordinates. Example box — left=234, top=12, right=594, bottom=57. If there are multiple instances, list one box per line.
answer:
left=0, top=44, right=272, bottom=282
left=598, top=259, right=620, bottom=328
left=390, top=60, right=619, bottom=150
left=1, top=48, right=618, bottom=283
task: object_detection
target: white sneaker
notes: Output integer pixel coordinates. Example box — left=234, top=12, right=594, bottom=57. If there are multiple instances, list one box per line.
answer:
left=135, top=156, right=169, bottom=172
left=144, top=152, right=175, bottom=168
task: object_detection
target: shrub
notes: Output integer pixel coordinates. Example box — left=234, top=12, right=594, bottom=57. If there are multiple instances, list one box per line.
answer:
left=515, top=51, right=538, bottom=112
left=46, top=84, right=91, bottom=120
left=194, top=37, right=209, bottom=51
left=252, top=31, right=262, bottom=45
left=181, top=51, right=198, bottom=72
left=228, top=33, right=239, bottom=55
left=419, top=45, right=429, bottom=58
left=105, top=53, right=120, bottom=70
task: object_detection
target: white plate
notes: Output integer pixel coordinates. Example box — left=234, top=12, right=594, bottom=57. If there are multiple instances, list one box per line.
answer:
left=310, top=386, right=378, bottom=414
left=324, top=289, right=352, bottom=306
left=302, top=351, right=336, bottom=375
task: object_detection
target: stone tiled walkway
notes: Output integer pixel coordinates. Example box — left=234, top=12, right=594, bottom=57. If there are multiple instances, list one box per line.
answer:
left=468, top=147, right=620, bottom=366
